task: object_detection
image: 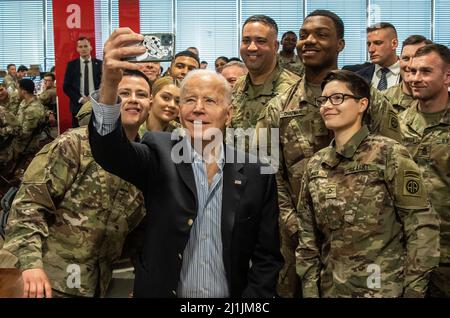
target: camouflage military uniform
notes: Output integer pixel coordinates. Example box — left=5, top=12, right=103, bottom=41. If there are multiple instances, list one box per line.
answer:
left=254, top=76, right=402, bottom=298
left=296, top=125, right=440, bottom=298
left=138, top=120, right=180, bottom=137
left=231, top=63, right=300, bottom=130
left=400, top=98, right=450, bottom=297
left=277, top=53, right=304, bottom=77
left=2, top=74, right=18, bottom=94
left=0, top=106, right=19, bottom=173
left=13, top=97, right=46, bottom=157
left=0, top=91, right=21, bottom=115
left=384, top=83, right=415, bottom=113
left=76, top=100, right=93, bottom=127
left=38, top=87, right=57, bottom=112
left=2, top=127, right=146, bottom=297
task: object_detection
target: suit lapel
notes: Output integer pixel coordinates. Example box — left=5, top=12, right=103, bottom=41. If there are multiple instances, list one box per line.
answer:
left=221, top=146, right=247, bottom=281
left=174, top=138, right=198, bottom=208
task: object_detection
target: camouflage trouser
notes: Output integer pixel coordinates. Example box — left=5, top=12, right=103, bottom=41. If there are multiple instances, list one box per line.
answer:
left=428, top=265, right=450, bottom=298
left=277, top=210, right=301, bottom=298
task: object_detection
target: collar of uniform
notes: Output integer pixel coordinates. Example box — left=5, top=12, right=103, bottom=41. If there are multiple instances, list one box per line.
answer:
left=295, top=74, right=317, bottom=107
left=244, top=63, right=283, bottom=99
left=333, top=125, right=370, bottom=160
left=404, top=95, right=450, bottom=132
left=374, top=59, right=400, bottom=76
left=20, top=96, right=38, bottom=108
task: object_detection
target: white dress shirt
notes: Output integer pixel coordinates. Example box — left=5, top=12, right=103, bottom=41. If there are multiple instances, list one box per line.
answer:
left=79, top=56, right=95, bottom=101
left=371, top=60, right=401, bottom=90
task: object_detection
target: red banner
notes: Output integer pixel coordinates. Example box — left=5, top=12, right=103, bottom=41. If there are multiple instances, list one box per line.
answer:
left=119, top=0, right=140, bottom=33
left=52, top=0, right=96, bottom=134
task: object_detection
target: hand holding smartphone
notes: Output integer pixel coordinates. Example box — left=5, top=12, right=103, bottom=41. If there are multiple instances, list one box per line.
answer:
left=123, top=33, right=175, bottom=62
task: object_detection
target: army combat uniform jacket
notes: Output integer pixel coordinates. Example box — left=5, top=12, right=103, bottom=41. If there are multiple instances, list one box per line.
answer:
left=231, top=63, right=300, bottom=130
left=384, top=83, right=415, bottom=113
left=3, top=127, right=146, bottom=297
left=2, top=74, right=18, bottom=94
left=0, top=106, right=19, bottom=171
left=13, top=97, right=46, bottom=157
left=400, top=98, right=450, bottom=296
left=296, top=126, right=440, bottom=298
left=0, top=91, right=20, bottom=115
left=277, top=53, right=305, bottom=77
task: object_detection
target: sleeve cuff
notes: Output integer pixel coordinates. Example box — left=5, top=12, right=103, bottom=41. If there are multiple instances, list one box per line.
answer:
left=90, top=90, right=121, bottom=136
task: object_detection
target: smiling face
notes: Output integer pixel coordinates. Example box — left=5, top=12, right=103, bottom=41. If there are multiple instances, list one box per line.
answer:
left=118, top=75, right=151, bottom=129
left=179, top=72, right=233, bottom=142
left=221, top=65, right=248, bottom=88
left=169, top=56, right=199, bottom=81
left=409, top=52, right=450, bottom=102
left=139, top=61, right=161, bottom=82
left=240, top=21, right=279, bottom=76
left=7, top=65, right=16, bottom=77
left=319, top=80, right=368, bottom=133
left=400, top=43, right=427, bottom=84
left=298, top=15, right=344, bottom=70
left=281, top=32, right=297, bottom=53
left=151, top=83, right=180, bottom=123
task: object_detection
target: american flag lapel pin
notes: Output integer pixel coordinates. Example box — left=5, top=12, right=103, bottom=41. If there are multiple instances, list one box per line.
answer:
left=234, top=180, right=242, bottom=185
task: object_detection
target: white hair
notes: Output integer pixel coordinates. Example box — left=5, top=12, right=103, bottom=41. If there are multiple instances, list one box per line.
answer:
left=180, top=69, right=232, bottom=105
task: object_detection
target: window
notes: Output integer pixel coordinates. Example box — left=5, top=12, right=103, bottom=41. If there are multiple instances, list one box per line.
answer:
left=0, top=0, right=449, bottom=74
left=46, top=0, right=54, bottom=70
left=176, top=0, right=238, bottom=68
left=435, top=0, right=450, bottom=47
left=95, top=0, right=119, bottom=60
left=369, top=0, right=431, bottom=54
left=0, top=0, right=45, bottom=71
left=241, top=0, right=304, bottom=43
left=306, top=0, right=366, bottom=67
left=140, top=0, right=173, bottom=33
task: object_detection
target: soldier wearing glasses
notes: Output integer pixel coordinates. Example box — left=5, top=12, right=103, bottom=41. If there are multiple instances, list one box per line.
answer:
left=296, top=70, right=440, bottom=298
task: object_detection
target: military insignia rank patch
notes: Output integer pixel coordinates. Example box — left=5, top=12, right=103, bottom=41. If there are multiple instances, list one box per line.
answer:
left=388, top=111, right=399, bottom=130
left=325, top=184, right=337, bottom=199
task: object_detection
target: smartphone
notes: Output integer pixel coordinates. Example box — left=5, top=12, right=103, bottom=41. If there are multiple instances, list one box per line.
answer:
left=124, top=33, right=175, bottom=62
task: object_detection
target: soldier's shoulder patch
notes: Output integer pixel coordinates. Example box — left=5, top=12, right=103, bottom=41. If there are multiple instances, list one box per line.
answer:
left=388, top=110, right=399, bottom=130
left=402, top=170, right=422, bottom=197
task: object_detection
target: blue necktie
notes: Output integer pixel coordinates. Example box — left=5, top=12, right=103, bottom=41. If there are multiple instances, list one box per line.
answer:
left=377, top=67, right=389, bottom=91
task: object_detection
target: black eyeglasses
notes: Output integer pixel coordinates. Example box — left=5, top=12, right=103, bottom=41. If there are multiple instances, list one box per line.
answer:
left=315, top=93, right=363, bottom=107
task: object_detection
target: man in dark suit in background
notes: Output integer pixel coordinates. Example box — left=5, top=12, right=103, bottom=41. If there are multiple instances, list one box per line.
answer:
left=88, top=28, right=283, bottom=298
left=63, top=36, right=102, bottom=128
left=345, top=23, right=400, bottom=91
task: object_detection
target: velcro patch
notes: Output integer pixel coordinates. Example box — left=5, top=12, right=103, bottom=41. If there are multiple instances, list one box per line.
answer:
left=325, top=184, right=337, bottom=199
left=403, top=170, right=421, bottom=197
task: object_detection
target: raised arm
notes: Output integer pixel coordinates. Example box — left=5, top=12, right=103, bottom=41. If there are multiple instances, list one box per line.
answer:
left=88, top=28, right=155, bottom=192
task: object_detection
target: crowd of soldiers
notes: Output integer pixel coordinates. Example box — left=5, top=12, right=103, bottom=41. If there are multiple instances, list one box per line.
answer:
left=0, top=8, right=449, bottom=298
left=0, top=66, right=56, bottom=201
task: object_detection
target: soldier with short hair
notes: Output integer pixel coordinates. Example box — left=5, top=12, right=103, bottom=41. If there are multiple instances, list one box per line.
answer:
left=254, top=9, right=402, bottom=298
left=12, top=79, right=46, bottom=162
left=399, top=43, right=450, bottom=297
left=2, top=64, right=18, bottom=94
left=278, top=31, right=304, bottom=77
left=297, top=70, right=440, bottom=298
left=232, top=15, right=300, bottom=132
left=1, top=69, right=150, bottom=298
left=384, top=35, right=432, bottom=112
